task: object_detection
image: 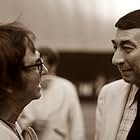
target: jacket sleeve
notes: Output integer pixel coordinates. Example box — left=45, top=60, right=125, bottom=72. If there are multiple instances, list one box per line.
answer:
left=95, top=86, right=105, bottom=140
left=67, top=83, right=86, bottom=140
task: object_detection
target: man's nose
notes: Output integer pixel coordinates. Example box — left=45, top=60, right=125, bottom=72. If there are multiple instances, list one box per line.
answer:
left=112, top=48, right=125, bottom=65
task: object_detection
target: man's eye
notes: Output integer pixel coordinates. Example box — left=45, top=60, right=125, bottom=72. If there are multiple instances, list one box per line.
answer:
left=111, top=40, right=117, bottom=51
left=112, top=44, right=117, bottom=51
left=122, top=45, right=134, bottom=52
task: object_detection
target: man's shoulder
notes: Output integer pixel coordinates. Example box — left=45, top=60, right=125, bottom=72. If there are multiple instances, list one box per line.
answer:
left=106, top=79, right=128, bottom=87
left=98, top=79, right=131, bottom=101
left=43, top=75, right=70, bottom=83
left=53, top=75, right=75, bottom=87
left=42, top=75, right=76, bottom=93
left=102, top=79, right=130, bottom=92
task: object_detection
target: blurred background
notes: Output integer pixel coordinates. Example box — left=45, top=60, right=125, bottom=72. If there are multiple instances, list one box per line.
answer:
left=1, top=0, right=140, bottom=139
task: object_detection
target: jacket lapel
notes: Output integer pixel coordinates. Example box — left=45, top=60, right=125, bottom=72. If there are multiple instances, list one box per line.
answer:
left=104, top=83, right=132, bottom=140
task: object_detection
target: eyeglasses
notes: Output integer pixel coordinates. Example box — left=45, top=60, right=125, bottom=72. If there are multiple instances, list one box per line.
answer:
left=22, top=58, right=48, bottom=76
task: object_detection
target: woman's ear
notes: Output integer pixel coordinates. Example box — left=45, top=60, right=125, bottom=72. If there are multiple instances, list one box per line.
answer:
left=6, top=87, right=13, bottom=94
left=0, top=87, right=13, bottom=94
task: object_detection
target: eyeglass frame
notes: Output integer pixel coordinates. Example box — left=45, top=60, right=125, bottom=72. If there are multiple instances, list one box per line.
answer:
left=22, top=58, right=48, bottom=76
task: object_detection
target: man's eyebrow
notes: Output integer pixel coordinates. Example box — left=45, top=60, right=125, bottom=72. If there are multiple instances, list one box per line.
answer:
left=120, top=40, right=137, bottom=48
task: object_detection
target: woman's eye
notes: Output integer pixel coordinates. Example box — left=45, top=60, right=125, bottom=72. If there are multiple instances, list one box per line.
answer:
left=31, top=66, right=38, bottom=70
left=24, top=66, right=38, bottom=72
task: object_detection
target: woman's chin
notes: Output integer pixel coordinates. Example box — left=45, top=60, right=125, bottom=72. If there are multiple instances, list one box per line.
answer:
left=33, top=86, right=42, bottom=99
left=34, top=90, right=42, bottom=99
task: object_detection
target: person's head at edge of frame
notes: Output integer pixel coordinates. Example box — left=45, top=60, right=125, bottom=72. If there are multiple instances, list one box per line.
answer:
left=112, top=9, right=140, bottom=87
left=38, top=47, right=60, bottom=75
left=0, top=22, right=47, bottom=111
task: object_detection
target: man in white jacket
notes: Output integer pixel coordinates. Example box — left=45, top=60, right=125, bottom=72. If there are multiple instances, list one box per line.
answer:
left=95, top=9, right=140, bottom=140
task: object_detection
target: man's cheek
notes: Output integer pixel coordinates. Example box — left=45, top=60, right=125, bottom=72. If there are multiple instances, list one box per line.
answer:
left=127, top=54, right=140, bottom=66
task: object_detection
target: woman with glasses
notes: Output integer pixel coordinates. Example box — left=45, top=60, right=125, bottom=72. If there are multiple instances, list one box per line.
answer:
left=0, top=22, right=47, bottom=140
left=19, top=47, right=85, bottom=140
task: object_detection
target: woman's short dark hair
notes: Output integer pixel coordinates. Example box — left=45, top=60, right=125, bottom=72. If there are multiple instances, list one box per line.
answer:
left=0, top=22, right=36, bottom=88
left=115, top=9, right=140, bottom=30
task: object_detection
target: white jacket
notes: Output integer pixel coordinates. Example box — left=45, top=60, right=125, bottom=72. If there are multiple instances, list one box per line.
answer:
left=95, top=79, right=132, bottom=140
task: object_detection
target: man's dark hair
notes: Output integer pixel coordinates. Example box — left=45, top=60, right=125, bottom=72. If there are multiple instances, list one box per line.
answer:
left=115, top=9, right=140, bottom=29
left=39, top=47, right=59, bottom=68
left=0, top=22, right=36, bottom=88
